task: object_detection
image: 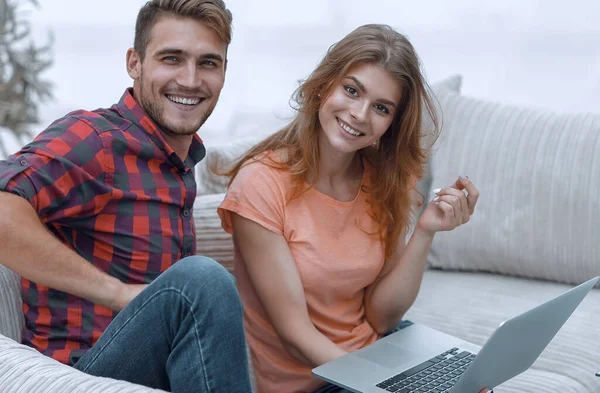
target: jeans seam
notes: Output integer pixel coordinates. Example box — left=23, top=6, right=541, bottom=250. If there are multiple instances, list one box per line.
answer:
left=79, top=287, right=212, bottom=393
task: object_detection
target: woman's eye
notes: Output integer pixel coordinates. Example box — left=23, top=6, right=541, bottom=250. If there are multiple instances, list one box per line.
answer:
left=375, top=104, right=389, bottom=114
left=344, top=86, right=358, bottom=96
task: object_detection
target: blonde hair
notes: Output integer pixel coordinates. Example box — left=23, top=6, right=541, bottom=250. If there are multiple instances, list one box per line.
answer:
left=134, top=0, right=233, bottom=60
left=228, top=24, right=439, bottom=259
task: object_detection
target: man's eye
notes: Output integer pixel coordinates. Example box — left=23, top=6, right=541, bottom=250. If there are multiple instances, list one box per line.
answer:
left=200, top=61, right=217, bottom=67
left=163, top=56, right=178, bottom=62
left=375, top=104, right=389, bottom=114
left=344, top=86, right=358, bottom=96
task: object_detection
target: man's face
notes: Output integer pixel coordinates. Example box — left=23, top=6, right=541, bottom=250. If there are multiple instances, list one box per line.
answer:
left=127, top=17, right=227, bottom=138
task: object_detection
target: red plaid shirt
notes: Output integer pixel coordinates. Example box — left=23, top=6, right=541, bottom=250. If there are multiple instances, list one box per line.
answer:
left=0, top=89, right=204, bottom=365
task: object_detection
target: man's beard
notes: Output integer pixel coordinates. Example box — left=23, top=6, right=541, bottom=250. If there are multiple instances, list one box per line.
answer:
left=138, top=75, right=216, bottom=137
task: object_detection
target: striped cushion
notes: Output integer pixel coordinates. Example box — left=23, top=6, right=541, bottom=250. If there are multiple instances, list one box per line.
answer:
left=428, top=78, right=600, bottom=285
left=193, top=193, right=234, bottom=272
left=0, top=334, right=166, bottom=393
left=0, top=265, right=23, bottom=341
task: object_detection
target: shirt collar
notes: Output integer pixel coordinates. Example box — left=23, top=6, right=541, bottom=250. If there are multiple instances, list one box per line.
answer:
left=114, top=88, right=206, bottom=170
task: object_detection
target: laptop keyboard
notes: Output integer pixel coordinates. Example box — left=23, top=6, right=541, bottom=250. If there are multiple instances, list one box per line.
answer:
left=375, top=347, right=476, bottom=393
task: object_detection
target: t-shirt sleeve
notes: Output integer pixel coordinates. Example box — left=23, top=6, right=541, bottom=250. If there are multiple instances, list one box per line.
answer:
left=218, top=160, right=287, bottom=235
left=0, top=116, right=108, bottom=221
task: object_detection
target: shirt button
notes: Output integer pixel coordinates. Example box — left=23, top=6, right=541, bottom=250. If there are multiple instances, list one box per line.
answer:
left=182, top=209, right=190, bottom=217
left=19, top=159, right=27, bottom=166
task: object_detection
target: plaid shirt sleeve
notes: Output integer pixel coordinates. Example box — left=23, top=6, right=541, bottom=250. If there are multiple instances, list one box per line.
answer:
left=0, top=115, right=110, bottom=221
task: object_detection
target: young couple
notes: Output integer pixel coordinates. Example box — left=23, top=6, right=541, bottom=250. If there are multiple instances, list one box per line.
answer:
left=0, top=1, right=484, bottom=392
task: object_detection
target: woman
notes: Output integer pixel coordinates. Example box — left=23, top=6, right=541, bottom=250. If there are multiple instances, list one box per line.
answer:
left=218, top=24, right=483, bottom=393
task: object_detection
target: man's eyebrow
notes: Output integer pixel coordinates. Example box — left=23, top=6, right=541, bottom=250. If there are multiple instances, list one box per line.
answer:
left=202, top=53, right=224, bottom=62
left=344, top=75, right=397, bottom=108
left=155, top=48, right=185, bottom=57
left=154, top=48, right=224, bottom=62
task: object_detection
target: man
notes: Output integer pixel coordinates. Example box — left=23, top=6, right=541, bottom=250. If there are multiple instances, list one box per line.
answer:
left=0, top=1, right=251, bottom=391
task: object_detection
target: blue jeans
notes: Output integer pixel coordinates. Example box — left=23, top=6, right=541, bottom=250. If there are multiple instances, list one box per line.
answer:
left=74, top=256, right=252, bottom=393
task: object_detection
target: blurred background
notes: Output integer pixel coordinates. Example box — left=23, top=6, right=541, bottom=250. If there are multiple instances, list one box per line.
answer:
left=1, top=0, right=599, bottom=153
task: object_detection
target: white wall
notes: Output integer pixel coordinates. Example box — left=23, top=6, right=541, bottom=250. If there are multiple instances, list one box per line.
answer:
left=19, top=0, right=600, bottom=148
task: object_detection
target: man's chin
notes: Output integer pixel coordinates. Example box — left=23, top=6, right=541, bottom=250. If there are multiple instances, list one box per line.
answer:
left=163, top=128, right=200, bottom=137
left=154, top=107, right=213, bottom=136
left=159, top=121, right=203, bottom=137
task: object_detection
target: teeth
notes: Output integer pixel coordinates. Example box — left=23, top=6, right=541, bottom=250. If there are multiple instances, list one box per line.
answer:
left=337, top=119, right=362, bottom=136
left=167, top=95, right=201, bottom=105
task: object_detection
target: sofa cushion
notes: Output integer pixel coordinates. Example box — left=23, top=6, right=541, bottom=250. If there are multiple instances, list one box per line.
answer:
left=427, top=86, right=600, bottom=285
left=0, top=334, right=167, bottom=393
left=193, top=193, right=233, bottom=272
left=0, top=265, right=23, bottom=341
left=196, top=137, right=260, bottom=196
left=405, top=270, right=600, bottom=393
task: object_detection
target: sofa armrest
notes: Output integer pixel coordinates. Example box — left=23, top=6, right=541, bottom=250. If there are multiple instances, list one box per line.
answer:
left=0, top=265, right=24, bottom=341
left=0, top=334, right=168, bottom=393
left=193, top=193, right=234, bottom=272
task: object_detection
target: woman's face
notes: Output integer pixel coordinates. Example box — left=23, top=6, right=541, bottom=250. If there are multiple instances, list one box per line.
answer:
left=318, top=63, right=401, bottom=155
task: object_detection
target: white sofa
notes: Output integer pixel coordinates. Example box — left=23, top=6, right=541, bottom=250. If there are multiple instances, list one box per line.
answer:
left=0, top=265, right=168, bottom=393
left=1, top=75, right=599, bottom=392
left=192, top=75, right=600, bottom=393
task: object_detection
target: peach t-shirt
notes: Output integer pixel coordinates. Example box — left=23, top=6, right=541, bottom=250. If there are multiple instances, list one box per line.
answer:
left=218, top=155, right=385, bottom=393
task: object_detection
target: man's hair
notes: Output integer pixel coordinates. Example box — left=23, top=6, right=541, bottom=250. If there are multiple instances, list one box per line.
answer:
left=134, top=0, right=233, bottom=60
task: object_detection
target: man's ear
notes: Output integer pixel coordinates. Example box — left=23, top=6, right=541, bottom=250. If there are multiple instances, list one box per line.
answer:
left=126, top=48, right=142, bottom=80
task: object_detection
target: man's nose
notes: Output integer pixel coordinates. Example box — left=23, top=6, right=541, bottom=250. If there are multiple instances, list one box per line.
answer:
left=176, top=62, right=202, bottom=89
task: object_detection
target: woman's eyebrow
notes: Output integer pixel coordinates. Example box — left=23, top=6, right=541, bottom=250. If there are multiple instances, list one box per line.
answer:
left=344, top=75, right=397, bottom=108
left=345, top=76, right=366, bottom=92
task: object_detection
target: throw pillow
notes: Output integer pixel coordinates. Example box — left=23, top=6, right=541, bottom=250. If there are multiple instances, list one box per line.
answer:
left=427, top=84, right=600, bottom=285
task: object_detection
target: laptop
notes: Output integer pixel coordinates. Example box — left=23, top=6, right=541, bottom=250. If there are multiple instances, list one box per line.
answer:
left=313, top=276, right=599, bottom=393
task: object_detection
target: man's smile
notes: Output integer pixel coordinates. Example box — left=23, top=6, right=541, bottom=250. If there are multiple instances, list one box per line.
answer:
left=165, top=94, right=205, bottom=106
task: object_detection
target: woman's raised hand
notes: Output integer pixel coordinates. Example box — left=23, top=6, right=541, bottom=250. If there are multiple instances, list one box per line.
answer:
left=416, top=175, right=479, bottom=235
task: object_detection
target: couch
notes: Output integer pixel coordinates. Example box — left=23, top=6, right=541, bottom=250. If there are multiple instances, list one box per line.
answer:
left=1, top=75, right=599, bottom=392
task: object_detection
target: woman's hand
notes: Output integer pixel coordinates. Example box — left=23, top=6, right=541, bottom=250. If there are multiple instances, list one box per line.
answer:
left=417, top=175, right=479, bottom=236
